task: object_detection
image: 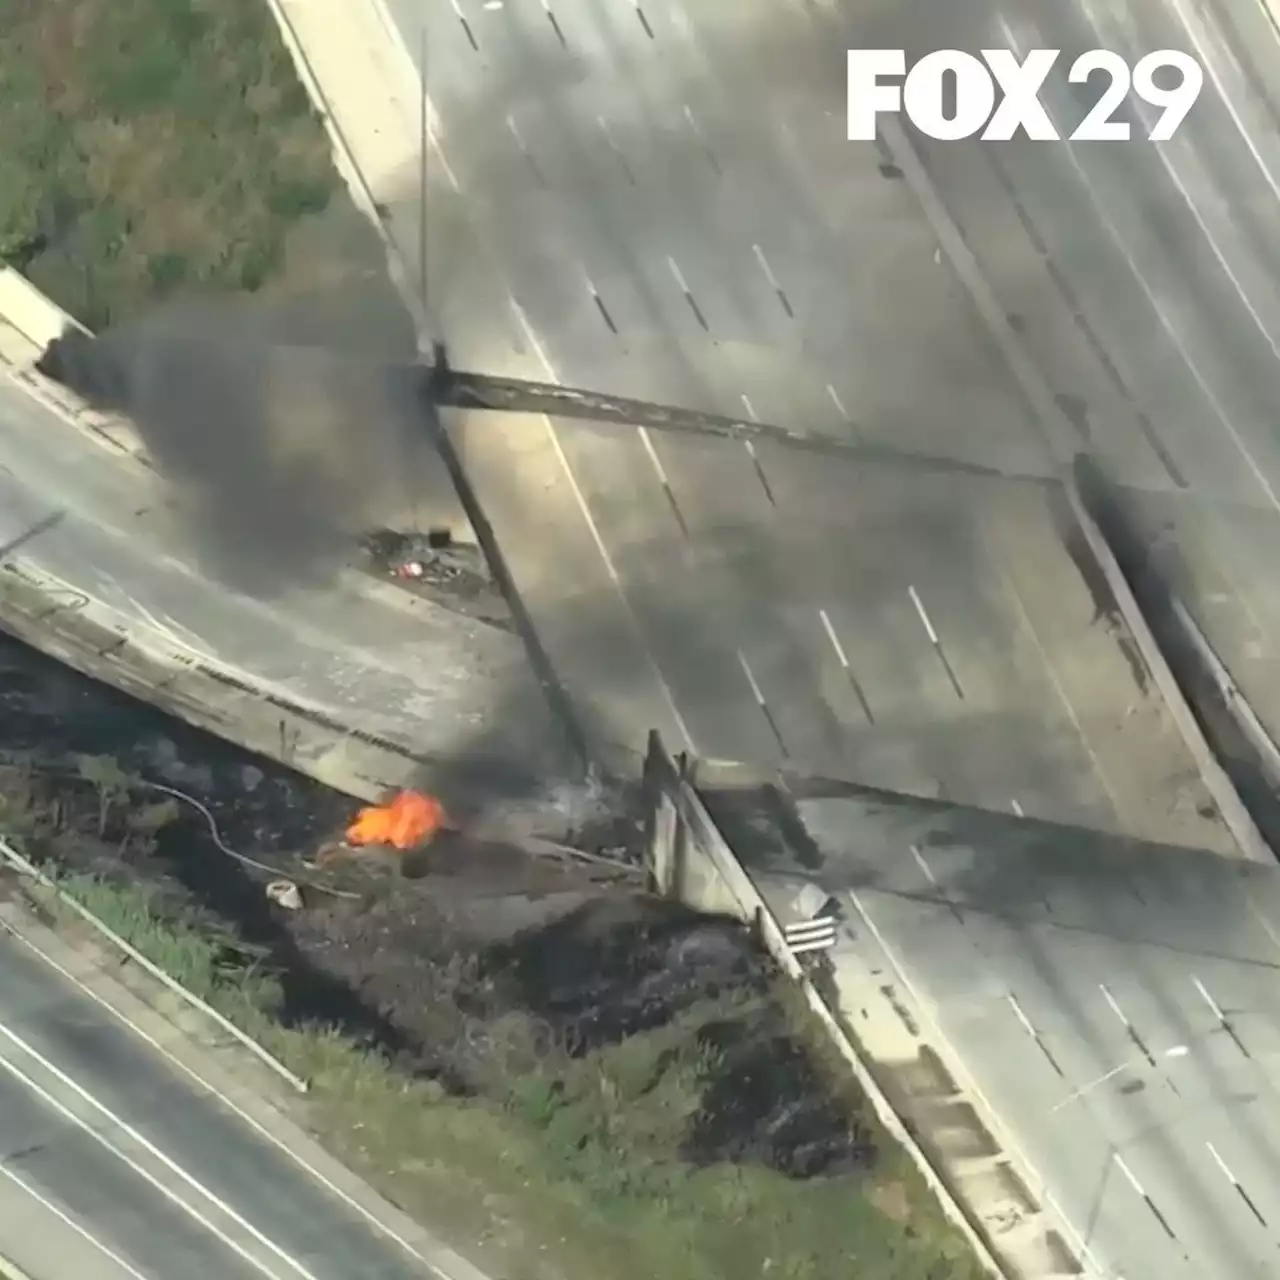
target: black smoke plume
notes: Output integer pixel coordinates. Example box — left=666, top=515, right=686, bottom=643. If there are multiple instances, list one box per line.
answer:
left=37, top=302, right=463, bottom=597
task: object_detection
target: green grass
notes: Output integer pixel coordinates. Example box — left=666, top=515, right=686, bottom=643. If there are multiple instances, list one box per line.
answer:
left=0, top=0, right=337, bottom=328
left=33, top=871, right=987, bottom=1280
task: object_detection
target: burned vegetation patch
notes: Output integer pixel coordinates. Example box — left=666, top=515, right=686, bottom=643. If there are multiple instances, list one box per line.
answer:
left=0, top=630, right=983, bottom=1277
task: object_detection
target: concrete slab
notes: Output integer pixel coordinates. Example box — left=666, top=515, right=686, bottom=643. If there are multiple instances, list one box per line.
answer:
left=348, top=0, right=1230, bottom=856
left=705, top=779, right=1280, bottom=1280
left=0, top=369, right=578, bottom=802
left=464, top=395, right=1233, bottom=850
left=410, top=0, right=1056, bottom=476
left=1120, top=488, right=1280, bottom=780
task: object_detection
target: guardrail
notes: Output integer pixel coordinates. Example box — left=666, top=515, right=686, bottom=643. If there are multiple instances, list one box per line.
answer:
left=0, top=835, right=308, bottom=1092
left=1170, top=597, right=1280, bottom=791
left=640, top=730, right=1011, bottom=1280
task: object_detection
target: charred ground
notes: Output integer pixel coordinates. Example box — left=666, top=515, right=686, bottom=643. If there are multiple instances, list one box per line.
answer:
left=0, top=628, right=982, bottom=1280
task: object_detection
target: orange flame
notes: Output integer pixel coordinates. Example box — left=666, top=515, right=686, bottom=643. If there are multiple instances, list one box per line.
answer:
left=345, top=790, right=446, bottom=851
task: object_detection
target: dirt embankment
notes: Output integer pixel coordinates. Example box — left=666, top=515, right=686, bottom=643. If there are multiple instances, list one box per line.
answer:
left=0, top=627, right=977, bottom=1280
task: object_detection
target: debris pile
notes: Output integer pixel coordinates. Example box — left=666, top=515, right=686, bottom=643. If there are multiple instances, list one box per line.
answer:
left=265, top=879, right=303, bottom=910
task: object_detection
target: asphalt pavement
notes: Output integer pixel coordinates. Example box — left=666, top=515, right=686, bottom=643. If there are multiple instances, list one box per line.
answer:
left=748, top=782, right=1280, bottom=1280
left=364, top=0, right=1233, bottom=846
left=404, top=0, right=1057, bottom=466
left=0, top=376, right=562, bottom=778
left=270, top=4, right=1280, bottom=1277
left=368, top=8, right=1280, bottom=1270
left=881, top=0, right=1280, bottom=759
left=0, top=921, right=434, bottom=1280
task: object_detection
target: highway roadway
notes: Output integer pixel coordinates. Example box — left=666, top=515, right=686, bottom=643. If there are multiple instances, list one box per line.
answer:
left=0, top=0, right=1220, bottom=848
left=0, top=373, right=565, bottom=785
left=0, top=0, right=1273, bottom=1276
left=0, top=912, right=433, bottom=1280
left=364, top=0, right=1236, bottom=845
left=768, top=783, right=1280, bottom=1280
left=359, top=3, right=1280, bottom=1274
left=876, top=0, right=1280, bottom=763
left=0, top=0, right=1238, bottom=850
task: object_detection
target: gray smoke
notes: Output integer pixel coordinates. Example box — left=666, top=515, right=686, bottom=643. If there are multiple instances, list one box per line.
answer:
left=39, top=298, right=462, bottom=597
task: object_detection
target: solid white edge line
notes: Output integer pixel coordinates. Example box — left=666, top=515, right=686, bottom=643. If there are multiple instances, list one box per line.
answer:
left=0, top=1047, right=299, bottom=1280
left=0, top=911, right=469, bottom=1274
left=0, top=1161, right=154, bottom=1280
left=0, top=1021, right=317, bottom=1280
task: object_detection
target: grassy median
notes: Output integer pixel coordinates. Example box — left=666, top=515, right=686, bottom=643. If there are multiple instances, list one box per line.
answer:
left=0, top=0, right=337, bottom=328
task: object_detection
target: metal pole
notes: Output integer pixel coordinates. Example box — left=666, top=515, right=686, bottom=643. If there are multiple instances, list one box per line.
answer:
left=1049, top=1044, right=1188, bottom=1114
left=419, top=23, right=428, bottom=317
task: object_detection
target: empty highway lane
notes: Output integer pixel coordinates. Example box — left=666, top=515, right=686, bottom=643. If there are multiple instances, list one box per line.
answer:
left=880, top=0, right=1280, bottom=759
left=0, top=910, right=436, bottom=1280
left=787, top=786, right=1280, bottom=1280
left=405, top=0, right=1056, bottom=470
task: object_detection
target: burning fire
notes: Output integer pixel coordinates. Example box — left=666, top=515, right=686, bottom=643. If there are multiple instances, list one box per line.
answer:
left=345, top=790, right=446, bottom=851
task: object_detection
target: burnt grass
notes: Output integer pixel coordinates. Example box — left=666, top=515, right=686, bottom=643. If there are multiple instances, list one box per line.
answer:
left=0, top=630, right=884, bottom=1186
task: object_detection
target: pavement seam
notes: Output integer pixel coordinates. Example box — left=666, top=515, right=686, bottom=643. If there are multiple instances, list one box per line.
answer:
left=420, top=396, right=594, bottom=771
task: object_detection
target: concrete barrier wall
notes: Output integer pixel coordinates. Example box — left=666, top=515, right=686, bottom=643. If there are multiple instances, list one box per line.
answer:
left=641, top=731, right=1010, bottom=1280
left=1170, top=597, right=1280, bottom=792
left=0, top=268, right=87, bottom=347
left=644, top=741, right=767, bottom=923
left=1067, top=461, right=1273, bottom=863
left=0, top=560, right=428, bottom=803
left=260, top=0, right=434, bottom=346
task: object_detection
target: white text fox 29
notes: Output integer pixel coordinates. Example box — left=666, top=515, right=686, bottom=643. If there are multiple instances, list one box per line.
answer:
left=847, top=48, right=1204, bottom=143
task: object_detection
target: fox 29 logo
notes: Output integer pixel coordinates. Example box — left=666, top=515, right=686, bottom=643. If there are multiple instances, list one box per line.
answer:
left=847, top=48, right=1204, bottom=142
